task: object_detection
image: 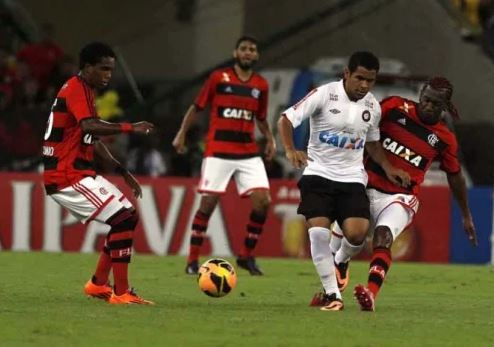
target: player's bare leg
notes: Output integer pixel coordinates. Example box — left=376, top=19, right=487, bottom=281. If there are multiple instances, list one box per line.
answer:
left=186, top=195, right=219, bottom=274
left=237, top=189, right=270, bottom=275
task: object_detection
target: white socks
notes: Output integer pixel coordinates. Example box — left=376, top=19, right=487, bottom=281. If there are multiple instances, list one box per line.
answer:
left=334, top=237, right=364, bottom=265
left=329, top=222, right=344, bottom=255
left=308, top=227, right=341, bottom=299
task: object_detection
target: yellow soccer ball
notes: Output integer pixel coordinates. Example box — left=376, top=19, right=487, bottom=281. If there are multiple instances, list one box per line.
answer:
left=197, top=258, right=237, bottom=297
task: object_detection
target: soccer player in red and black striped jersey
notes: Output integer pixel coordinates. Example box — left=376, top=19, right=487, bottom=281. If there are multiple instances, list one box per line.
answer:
left=173, top=35, right=275, bottom=276
left=330, top=77, right=478, bottom=311
left=42, top=42, right=155, bottom=304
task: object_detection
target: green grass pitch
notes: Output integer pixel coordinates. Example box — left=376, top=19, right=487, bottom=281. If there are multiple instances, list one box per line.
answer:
left=1, top=252, right=493, bottom=347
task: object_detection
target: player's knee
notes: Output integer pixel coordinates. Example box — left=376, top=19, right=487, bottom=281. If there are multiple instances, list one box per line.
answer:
left=344, top=226, right=368, bottom=245
left=199, top=197, right=218, bottom=215
left=373, top=226, right=393, bottom=249
left=256, top=196, right=271, bottom=213
left=346, top=232, right=366, bottom=246
left=341, top=218, right=369, bottom=245
left=108, top=208, right=139, bottom=232
left=252, top=192, right=271, bottom=212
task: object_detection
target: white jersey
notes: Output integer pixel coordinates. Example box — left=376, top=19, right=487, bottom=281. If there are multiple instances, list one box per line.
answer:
left=283, top=79, right=381, bottom=185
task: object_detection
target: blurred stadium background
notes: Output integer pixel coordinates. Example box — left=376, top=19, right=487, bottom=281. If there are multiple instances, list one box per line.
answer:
left=1, top=0, right=493, bottom=263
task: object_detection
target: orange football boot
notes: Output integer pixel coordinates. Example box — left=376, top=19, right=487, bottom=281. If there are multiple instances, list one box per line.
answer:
left=109, top=288, right=155, bottom=305
left=84, top=280, right=112, bottom=301
left=319, top=293, right=344, bottom=311
left=334, top=261, right=350, bottom=292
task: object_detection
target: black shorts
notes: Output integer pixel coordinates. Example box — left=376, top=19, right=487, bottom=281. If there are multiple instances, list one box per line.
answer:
left=297, top=175, right=370, bottom=225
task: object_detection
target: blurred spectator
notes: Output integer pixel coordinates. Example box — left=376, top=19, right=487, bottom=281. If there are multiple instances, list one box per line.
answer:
left=127, top=135, right=168, bottom=177
left=0, top=48, right=17, bottom=100
left=478, top=0, right=494, bottom=57
left=16, top=23, right=64, bottom=88
left=0, top=97, right=43, bottom=171
left=169, top=125, right=203, bottom=177
left=96, top=89, right=123, bottom=121
left=94, top=88, right=128, bottom=172
left=46, top=55, right=78, bottom=100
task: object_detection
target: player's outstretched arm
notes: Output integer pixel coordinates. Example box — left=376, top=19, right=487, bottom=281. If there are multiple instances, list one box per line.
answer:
left=447, top=171, right=478, bottom=246
left=81, top=118, right=154, bottom=136
left=172, top=105, right=200, bottom=154
left=365, top=141, right=410, bottom=188
left=257, top=119, right=276, bottom=161
left=277, top=115, right=307, bottom=169
left=94, top=140, right=143, bottom=198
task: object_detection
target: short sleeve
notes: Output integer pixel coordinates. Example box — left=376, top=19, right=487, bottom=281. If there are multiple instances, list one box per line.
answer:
left=379, top=96, right=402, bottom=122
left=366, top=104, right=381, bottom=142
left=282, top=88, right=322, bottom=128
left=256, top=82, right=268, bottom=121
left=439, top=135, right=461, bottom=174
left=67, top=84, right=96, bottom=122
left=194, top=73, right=216, bottom=110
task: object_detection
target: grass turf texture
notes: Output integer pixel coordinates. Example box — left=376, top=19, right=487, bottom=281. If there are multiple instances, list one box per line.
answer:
left=1, top=252, right=493, bottom=347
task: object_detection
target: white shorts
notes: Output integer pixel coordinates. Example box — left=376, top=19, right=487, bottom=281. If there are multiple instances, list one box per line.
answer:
left=198, top=156, right=270, bottom=196
left=367, top=188, right=419, bottom=240
left=50, top=176, right=132, bottom=224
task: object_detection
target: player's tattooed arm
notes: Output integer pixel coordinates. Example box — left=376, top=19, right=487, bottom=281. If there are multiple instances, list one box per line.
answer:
left=365, top=141, right=411, bottom=188
left=94, top=140, right=143, bottom=198
left=80, top=118, right=154, bottom=136
left=447, top=172, right=478, bottom=246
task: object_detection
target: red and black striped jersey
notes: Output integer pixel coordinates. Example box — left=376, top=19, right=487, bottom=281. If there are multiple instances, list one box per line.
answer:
left=42, top=76, right=98, bottom=193
left=366, top=96, right=460, bottom=195
left=194, top=67, right=268, bottom=159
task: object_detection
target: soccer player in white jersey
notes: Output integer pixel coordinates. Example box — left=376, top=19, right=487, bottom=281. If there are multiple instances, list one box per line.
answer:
left=278, top=51, right=410, bottom=311
left=329, top=76, right=477, bottom=312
